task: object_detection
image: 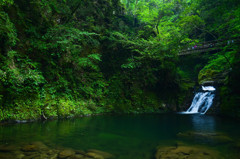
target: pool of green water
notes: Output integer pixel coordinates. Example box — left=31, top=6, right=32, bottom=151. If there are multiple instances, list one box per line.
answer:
left=0, top=114, right=240, bottom=159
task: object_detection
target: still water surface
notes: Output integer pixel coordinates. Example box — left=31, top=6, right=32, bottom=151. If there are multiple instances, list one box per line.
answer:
left=0, top=114, right=240, bottom=159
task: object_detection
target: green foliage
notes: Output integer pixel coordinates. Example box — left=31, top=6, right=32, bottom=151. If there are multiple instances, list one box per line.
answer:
left=0, top=0, right=13, bottom=6
left=1, top=0, right=240, bottom=121
left=198, top=50, right=236, bottom=84
left=100, top=29, right=180, bottom=113
left=0, top=12, right=17, bottom=46
left=179, top=15, right=205, bottom=34
left=216, top=7, right=240, bottom=38
left=220, top=86, right=240, bottom=118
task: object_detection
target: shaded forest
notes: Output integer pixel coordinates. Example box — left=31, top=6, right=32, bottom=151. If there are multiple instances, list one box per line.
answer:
left=0, top=0, right=240, bottom=121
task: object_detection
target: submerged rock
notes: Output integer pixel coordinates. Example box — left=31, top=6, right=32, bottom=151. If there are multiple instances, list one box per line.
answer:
left=0, top=152, right=15, bottom=159
left=21, top=145, right=38, bottom=152
left=21, top=141, right=48, bottom=152
left=155, top=146, right=221, bottom=159
left=0, top=142, right=114, bottom=159
left=87, top=149, right=114, bottom=159
left=0, top=145, right=17, bottom=152
left=58, top=149, right=75, bottom=159
left=85, top=152, right=104, bottom=159
left=177, top=131, right=233, bottom=144
left=13, top=151, right=25, bottom=159
left=15, top=153, right=25, bottom=159
left=49, top=153, right=58, bottom=159
left=31, top=141, right=48, bottom=151
left=75, top=150, right=86, bottom=155
left=74, top=154, right=85, bottom=159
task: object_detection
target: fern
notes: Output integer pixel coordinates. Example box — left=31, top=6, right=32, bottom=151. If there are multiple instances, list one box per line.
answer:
left=0, top=12, right=18, bottom=46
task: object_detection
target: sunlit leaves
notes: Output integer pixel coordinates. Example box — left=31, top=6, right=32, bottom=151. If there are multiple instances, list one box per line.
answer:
left=88, top=54, right=102, bottom=62
left=216, top=7, right=240, bottom=38
left=44, top=25, right=99, bottom=58
left=78, top=54, right=101, bottom=71
left=0, top=0, right=13, bottom=6
left=179, top=15, right=204, bottom=34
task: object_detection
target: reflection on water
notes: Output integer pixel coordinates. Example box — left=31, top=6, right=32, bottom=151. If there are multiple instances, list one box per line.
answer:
left=0, top=114, right=239, bottom=159
left=191, top=115, right=216, bottom=132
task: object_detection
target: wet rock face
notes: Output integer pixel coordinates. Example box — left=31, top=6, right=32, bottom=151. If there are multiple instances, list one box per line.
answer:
left=155, top=146, right=220, bottom=159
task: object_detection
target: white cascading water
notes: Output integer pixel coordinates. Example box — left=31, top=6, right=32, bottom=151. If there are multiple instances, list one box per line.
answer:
left=182, top=86, right=216, bottom=114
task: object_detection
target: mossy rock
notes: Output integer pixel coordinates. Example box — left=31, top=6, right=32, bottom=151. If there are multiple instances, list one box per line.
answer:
left=199, top=69, right=218, bottom=84
left=85, top=152, right=104, bottom=159
left=21, top=145, right=38, bottom=152
left=87, top=149, right=114, bottom=159
left=58, top=149, right=75, bottom=159
left=21, top=141, right=48, bottom=152
left=177, top=131, right=233, bottom=144
left=155, top=145, right=221, bottom=159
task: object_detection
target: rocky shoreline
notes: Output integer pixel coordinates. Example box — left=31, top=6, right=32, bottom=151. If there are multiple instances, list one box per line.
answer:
left=0, top=132, right=239, bottom=159
left=155, top=145, right=221, bottom=159
left=0, top=113, right=108, bottom=126
left=0, top=141, right=114, bottom=159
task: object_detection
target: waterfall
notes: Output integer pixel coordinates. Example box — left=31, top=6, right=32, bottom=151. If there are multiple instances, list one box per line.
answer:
left=181, top=86, right=216, bottom=114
